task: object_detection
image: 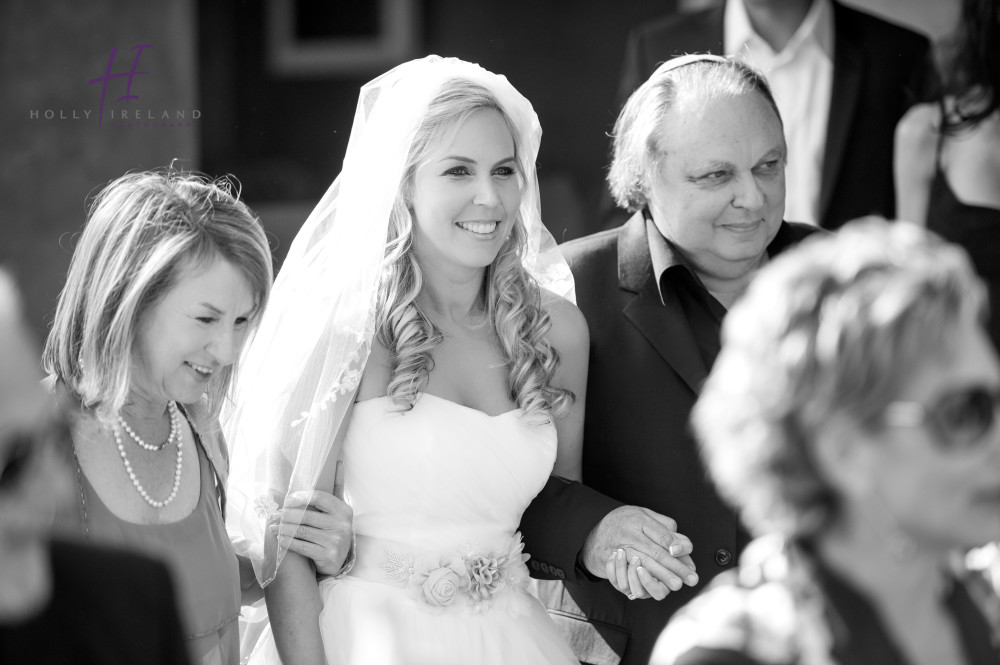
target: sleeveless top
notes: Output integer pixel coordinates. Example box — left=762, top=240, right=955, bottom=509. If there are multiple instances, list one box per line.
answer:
left=71, top=413, right=241, bottom=665
left=926, top=124, right=1000, bottom=349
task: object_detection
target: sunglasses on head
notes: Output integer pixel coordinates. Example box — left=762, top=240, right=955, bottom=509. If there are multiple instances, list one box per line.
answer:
left=883, top=385, right=1000, bottom=449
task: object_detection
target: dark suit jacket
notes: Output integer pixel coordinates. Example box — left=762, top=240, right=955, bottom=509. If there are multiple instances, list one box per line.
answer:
left=520, top=213, right=819, bottom=665
left=617, top=1, right=931, bottom=230
left=0, top=539, right=190, bottom=665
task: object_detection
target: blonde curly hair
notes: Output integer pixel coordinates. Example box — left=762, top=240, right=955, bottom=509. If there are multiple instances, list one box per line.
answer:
left=375, top=79, right=573, bottom=418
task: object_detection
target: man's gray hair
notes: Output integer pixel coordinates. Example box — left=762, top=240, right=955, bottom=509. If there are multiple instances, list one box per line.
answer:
left=607, top=56, right=782, bottom=211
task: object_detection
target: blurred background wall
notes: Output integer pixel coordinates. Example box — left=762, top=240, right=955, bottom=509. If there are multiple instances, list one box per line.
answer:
left=2, top=0, right=957, bottom=336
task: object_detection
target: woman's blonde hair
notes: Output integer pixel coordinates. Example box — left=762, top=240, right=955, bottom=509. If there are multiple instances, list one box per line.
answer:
left=375, top=79, right=572, bottom=417
left=43, top=169, right=273, bottom=424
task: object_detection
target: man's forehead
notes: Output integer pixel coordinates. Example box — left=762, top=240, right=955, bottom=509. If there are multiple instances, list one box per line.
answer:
left=659, top=90, right=784, bottom=153
left=670, top=86, right=774, bottom=120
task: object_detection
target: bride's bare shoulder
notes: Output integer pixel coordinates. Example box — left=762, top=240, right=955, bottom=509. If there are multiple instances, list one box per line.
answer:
left=356, top=337, right=393, bottom=402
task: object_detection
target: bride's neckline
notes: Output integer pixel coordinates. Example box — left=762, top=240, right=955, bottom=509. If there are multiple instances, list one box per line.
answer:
left=354, top=392, right=522, bottom=419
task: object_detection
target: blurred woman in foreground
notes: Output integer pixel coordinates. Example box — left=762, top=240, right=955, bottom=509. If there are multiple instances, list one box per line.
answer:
left=0, top=268, right=189, bottom=664
left=653, top=219, right=1000, bottom=665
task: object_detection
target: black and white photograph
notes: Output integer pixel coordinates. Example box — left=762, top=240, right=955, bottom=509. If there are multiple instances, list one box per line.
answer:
left=2, top=1, right=998, bottom=663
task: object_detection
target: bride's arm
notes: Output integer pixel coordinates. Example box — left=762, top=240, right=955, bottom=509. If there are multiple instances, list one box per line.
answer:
left=544, top=293, right=589, bottom=482
left=266, top=551, right=326, bottom=665
left=267, top=399, right=354, bottom=664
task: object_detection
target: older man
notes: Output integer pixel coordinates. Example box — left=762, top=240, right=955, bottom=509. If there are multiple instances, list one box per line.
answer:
left=520, top=55, right=819, bottom=665
left=617, top=0, right=931, bottom=229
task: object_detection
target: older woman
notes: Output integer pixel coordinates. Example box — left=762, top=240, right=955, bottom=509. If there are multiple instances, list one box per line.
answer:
left=42, top=171, right=352, bottom=665
left=651, top=219, right=1000, bottom=664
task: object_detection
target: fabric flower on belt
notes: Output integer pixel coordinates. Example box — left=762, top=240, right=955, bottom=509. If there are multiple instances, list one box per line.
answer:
left=465, top=532, right=531, bottom=615
left=408, top=554, right=470, bottom=612
left=382, top=534, right=531, bottom=615
left=468, top=553, right=506, bottom=602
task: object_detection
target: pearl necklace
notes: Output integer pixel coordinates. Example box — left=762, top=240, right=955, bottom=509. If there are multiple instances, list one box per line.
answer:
left=113, top=407, right=184, bottom=509
left=118, top=401, right=180, bottom=452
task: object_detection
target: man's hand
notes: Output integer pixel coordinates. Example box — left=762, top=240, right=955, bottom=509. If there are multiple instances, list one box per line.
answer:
left=583, top=505, right=698, bottom=600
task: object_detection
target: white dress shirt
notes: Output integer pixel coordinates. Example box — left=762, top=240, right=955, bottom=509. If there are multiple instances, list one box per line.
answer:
left=725, top=0, right=834, bottom=226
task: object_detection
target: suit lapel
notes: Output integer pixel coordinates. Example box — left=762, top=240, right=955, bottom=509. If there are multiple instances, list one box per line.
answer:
left=819, top=1, right=864, bottom=225
left=617, top=213, right=708, bottom=396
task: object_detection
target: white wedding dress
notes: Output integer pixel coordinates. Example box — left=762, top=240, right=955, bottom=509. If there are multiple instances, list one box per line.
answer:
left=248, top=392, right=577, bottom=665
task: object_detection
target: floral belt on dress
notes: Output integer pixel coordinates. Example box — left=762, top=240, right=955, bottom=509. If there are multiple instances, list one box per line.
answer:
left=347, top=532, right=533, bottom=617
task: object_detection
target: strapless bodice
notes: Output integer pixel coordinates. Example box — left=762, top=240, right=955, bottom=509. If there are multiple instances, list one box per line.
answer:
left=342, top=392, right=557, bottom=553
left=244, top=392, right=577, bottom=665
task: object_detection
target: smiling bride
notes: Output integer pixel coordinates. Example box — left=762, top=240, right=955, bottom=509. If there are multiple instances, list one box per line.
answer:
left=224, top=55, right=587, bottom=665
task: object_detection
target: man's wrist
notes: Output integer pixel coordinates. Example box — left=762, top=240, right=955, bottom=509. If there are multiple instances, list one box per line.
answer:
left=575, top=549, right=602, bottom=582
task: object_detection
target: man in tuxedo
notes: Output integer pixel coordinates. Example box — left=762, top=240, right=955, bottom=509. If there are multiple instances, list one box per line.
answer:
left=520, top=55, right=819, bottom=665
left=617, top=0, right=930, bottom=229
left=0, top=269, right=190, bottom=664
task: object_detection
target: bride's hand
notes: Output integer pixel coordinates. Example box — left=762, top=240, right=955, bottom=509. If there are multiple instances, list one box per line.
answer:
left=605, top=540, right=696, bottom=600
left=597, top=508, right=697, bottom=600
left=586, top=505, right=698, bottom=600
left=271, top=461, right=354, bottom=577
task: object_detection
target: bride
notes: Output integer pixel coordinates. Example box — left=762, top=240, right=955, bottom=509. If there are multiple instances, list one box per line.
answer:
left=225, top=56, right=585, bottom=664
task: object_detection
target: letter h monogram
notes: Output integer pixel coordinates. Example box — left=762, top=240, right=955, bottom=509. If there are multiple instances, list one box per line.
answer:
left=89, top=45, right=151, bottom=127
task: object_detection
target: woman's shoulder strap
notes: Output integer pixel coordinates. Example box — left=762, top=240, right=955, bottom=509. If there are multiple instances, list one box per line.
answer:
left=178, top=398, right=229, bottom=517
